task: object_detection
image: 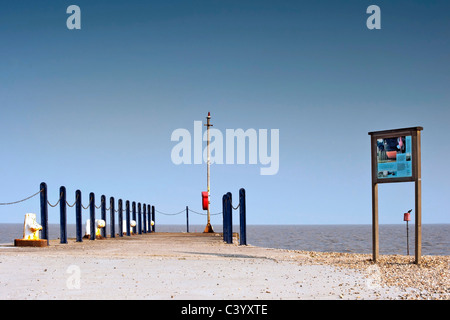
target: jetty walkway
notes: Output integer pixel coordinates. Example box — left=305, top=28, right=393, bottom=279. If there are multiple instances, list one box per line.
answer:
left=0, top=233, right=447, bottom=300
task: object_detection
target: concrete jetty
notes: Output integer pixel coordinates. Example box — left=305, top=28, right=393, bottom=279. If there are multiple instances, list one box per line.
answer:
left=0, top=233, right=447, bottom=300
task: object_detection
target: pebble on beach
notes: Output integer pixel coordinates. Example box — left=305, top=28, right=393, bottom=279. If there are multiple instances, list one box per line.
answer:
left=292, top=250, right=449, bottom=300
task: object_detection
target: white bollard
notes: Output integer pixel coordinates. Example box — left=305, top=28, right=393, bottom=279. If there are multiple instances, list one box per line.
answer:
left=85, top=219, right=106, bottom=239
left=145, top=220, right=155, bottom=231
left=122, top=219, right=136, bottom=235
left=23, top=213, right=42, bottom=240
left=14, top=213, right=47, bottom=247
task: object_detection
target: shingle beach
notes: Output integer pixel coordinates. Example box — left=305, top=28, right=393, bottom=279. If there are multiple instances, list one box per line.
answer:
left=0, top=233, right=448, bottom=300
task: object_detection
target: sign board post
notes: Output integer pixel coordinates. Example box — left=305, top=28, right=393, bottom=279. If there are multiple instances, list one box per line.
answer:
left=368, top=127, right=423, bottom=264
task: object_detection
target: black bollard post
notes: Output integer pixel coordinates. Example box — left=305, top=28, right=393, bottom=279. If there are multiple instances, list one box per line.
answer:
left=89, top=193, right=96, bottom=240
left=101, top=195, right=106, bottom=238
left=226, top=192, right=233, bottom=244
left=75, top=190, right=82, bottom=242
left=143, top=203, right=147, bottom=234
left=118, top=199, right=123, bottom=237
left=132, top=201, right=136, bottom=234
left=151, top=206, right=155, bottom=232
left=60, top=186, right=67, bottom=244
left=186, top=206, right=189, bottom=233
left=148, top=204, right=152, bottom=233
left=138, top=203, right=142, bottom=235
left=222, top=194, right=227, bottom=243
left=110, top=197, right=115, bottom=238
left=40, top=182, right=49, bottom=245
left=126, top=200, right=131, bottom=236
left=239, top=188, right=246, bottom=246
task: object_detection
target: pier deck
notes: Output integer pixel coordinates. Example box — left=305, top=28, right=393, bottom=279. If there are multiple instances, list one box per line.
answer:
left=0, top=233, right=446, bottom=299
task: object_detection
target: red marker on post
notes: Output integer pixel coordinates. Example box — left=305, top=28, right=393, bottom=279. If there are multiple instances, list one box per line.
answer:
left=404, top=209, right=412, bottom=255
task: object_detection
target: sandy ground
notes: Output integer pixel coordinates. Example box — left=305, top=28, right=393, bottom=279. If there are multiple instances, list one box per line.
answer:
left=0, top=233, right=447, bottom=300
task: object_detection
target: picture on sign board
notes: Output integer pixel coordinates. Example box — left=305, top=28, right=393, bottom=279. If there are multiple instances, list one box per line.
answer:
left=376, top=136, right=412, bottom=179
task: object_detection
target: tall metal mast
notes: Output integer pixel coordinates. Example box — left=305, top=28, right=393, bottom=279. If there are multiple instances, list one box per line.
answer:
left=204, top=112, right=214, bottom=233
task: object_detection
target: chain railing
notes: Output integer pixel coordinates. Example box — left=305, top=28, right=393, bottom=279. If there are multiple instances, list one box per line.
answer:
left=1, top=182, right=247, bottom=246
left=0, top=189, right=42, bottom=206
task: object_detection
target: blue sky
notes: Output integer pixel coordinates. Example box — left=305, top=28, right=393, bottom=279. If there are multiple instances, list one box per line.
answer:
left=0, top=0, right=449, bottom=225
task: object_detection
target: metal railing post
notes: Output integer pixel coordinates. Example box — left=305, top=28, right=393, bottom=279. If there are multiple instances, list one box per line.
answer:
left=143, top=203, right=147, bottom=233
left=226, top=192, right=233, bottom=244
left=40, top=182, right=49, bottom=245
left=132, top=201, right=136, bottom=234
left=118, top=199, right=123, bottom=237
left=222, top=194, right=227, bottom=242
left=76, top=190, right=82, bottom=242
left=101, top=195, right=106, bottom=238
left=89, top=193, right=95, bottom=240
left=110, top=197, right=115, bottom=238
left=147, top=205, right=152, bottom=233
left=186, top=206, right=189, bottom=233
left=126, top=200, right=131, bottom=236
left=138, top=203, right=142, bottom=235
left=239, top=188, right=246, bottom=245
left=60, top=186, right=67, bottom=244
left=151, top=206, right=155, bottom=232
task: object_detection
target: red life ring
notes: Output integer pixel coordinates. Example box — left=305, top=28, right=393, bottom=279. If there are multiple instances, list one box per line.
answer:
left=202, top=191, right=209, bottom=210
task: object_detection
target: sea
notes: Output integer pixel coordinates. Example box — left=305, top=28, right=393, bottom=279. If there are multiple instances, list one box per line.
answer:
left=1, top=223, right=448, bottom=256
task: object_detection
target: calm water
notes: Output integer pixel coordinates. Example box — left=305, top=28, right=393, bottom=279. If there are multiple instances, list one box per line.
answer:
left=1, top=223, right=448, bottom=256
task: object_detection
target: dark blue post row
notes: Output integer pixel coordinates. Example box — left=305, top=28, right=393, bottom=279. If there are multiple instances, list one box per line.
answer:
left=39, top=183, right=156, bottom=242
left=222, top=189, right=246, bottom=245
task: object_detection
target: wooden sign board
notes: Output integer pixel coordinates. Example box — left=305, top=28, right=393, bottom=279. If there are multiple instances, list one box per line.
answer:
left=368, top=127, right=423, bottom=264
